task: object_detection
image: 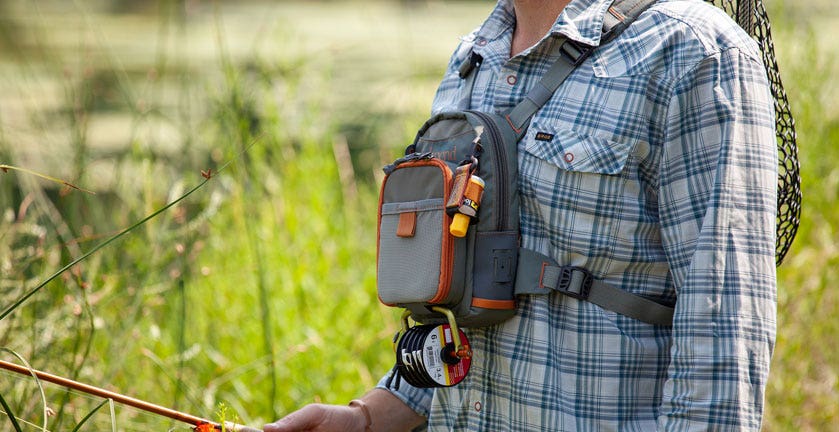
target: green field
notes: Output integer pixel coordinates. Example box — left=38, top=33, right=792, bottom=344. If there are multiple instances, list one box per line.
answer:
left=0, top=1, right=837, bottom=430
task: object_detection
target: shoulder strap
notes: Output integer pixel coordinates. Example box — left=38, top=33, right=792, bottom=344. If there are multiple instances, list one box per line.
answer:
left=508, top=0, right=676, bottom=326
left=505, top=0, right=659, bottom=137
left=457, top=51, right=483, bottom=110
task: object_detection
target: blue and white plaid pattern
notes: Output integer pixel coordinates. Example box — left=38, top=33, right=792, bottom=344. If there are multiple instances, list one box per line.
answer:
left=378, top=0, right=777, bottom=430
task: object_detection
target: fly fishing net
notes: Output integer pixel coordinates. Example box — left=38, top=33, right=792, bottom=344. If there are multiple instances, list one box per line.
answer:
left=706, top=0, right=802, bottom=265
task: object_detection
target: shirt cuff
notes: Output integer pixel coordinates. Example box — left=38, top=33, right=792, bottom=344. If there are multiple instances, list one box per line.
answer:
left=375, top=372, right=434, bottom=418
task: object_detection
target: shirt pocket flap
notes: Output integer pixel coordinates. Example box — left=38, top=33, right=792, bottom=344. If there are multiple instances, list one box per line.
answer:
left=522, top=126, right=634, bottom=175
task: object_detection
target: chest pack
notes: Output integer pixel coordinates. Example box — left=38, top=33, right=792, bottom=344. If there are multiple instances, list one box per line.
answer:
left=377, top=0, right=665, bottom=390
left=377, top=110, right=521, bottom=328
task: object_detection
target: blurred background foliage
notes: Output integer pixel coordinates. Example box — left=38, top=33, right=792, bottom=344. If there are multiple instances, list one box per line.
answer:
left=0, top=0, right=836, bottom=430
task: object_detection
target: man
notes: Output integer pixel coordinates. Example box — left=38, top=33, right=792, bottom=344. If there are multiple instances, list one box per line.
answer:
left=265, top=0, right=778, bottom=430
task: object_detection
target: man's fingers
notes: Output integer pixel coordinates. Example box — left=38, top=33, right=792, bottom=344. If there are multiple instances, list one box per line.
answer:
left=263, top=404, right=327, bottom=432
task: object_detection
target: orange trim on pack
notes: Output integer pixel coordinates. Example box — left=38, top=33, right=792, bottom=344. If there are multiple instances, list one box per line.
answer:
left=538, top=262, right=549, bottom=290
left=376, top=170, right=390, bottom=306
left=608, top=5, right=627, bottom=22
left=504, top=114, right=524, bottom=135
left=377, top=158, right=455, bottom=306
left=424, top=159, right=455, bottom=304
left=471, top=298, right=516, bottom=310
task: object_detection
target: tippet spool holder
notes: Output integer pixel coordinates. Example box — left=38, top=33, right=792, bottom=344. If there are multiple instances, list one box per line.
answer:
left=386, top=307, right=472, bottom=389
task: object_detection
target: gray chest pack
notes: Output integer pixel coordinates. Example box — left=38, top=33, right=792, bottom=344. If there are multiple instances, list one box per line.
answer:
left=376, top=0, right=669, bottom=390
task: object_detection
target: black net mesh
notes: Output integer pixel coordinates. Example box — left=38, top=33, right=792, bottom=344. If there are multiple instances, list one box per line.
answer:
left=706, top=0, right=802, bottom=266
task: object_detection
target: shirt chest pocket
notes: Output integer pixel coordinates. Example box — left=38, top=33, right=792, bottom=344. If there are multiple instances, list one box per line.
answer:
left=521, top=125, right=634, bottom=176
left=518, top=124, right=638, bottom=258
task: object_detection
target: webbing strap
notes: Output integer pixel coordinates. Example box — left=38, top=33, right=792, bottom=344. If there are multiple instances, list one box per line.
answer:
left=514, top=248, right=675, bottom=326
left=504, top=0, right=659, bottom=136
left=504, top=36, right=590, bottom=135
left=602, top=0, right=662, bottom=41
left=458, top=51, right=483, bottom=110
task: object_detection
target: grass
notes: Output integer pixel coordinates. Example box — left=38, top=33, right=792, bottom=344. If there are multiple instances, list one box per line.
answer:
left=762, top=2, right=839, bottom=429
left=0, top=0, right=837, bottom=430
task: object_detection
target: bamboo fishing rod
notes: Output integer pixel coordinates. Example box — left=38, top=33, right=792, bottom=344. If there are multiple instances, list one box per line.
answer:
left=0, top=359, right=260, bottom=432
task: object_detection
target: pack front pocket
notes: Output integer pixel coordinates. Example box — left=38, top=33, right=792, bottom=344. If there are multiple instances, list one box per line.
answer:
left=377, top=159, right=460, bottom=306
left=378, top=199, right=449, bottom=305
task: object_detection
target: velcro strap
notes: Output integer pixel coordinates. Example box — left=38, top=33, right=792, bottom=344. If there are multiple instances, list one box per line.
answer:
left=396, top=211, right=417, bottom=238
left=515, top=248, right=674, bottom=326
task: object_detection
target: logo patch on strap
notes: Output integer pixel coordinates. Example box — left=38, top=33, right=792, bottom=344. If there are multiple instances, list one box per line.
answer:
left=535, top=132, right=554, bottom=142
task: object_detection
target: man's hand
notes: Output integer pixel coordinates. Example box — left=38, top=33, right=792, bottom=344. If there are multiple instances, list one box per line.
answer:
left=263, top=389, right=425, bottom=432
left=263, top=403, right=366, bottom=432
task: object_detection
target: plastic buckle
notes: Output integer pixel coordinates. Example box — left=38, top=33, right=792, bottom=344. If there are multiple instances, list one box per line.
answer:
left=559, top=39, right=592, bottom=66
left=557, top=266, right=594, bottom=300
left=458, top=51, right=484, bottom=79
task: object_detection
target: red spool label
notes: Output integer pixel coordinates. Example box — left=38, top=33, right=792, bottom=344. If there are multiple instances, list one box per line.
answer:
left=421, top=324, right=470, bottom=386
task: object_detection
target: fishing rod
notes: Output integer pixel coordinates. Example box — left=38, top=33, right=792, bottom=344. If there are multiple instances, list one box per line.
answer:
left=0, top=359, right=261, bottom=432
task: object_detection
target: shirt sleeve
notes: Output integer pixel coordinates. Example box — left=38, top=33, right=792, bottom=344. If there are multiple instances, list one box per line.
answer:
left=376, top=374, right=434, bottom=420
left=656, top=47, right=778, bottom=430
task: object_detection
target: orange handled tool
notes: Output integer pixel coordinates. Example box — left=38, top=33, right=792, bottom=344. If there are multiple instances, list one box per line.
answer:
left=449, top=175, right=485, bottom=237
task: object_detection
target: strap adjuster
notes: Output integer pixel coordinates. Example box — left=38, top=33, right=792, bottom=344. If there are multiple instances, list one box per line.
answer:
left=558, top=39, right=592, bottom=66
left=458, top=51, right=484, bottom=79
left=520, top=249, right=675, bottom=326
left=556, top=266, right=593, bottom=300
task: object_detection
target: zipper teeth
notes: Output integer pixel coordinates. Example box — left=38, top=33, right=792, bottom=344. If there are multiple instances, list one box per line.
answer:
left=427, top=158, right=454, bottom=304
left=469, top=111, right=509, bottom=231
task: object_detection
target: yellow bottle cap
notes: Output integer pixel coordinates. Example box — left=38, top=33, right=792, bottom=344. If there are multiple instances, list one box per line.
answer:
left=450, top=213, right=470, bottom=237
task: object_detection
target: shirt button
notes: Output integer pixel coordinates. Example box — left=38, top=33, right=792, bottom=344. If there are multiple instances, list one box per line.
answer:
left=474, top=401, right=482, bottom=412
left=506, top=75, right=518, bottom=86
left=476, top=38, right=488, bottom=47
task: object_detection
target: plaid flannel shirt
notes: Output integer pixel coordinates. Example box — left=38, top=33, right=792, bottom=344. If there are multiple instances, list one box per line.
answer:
left=377, top=0, right=777, bottom=430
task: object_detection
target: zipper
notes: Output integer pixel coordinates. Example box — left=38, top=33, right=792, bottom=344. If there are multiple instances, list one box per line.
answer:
left=465, top=110, right=509, bottom=231
left=383, top=151, right=433, bottom=175
left=420, top=158, right=456, bottom=304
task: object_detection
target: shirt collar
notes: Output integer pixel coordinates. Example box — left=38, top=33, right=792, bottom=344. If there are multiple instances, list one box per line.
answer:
left=552, top=0, right=613, bottom=47
left=478, top=0, right=614, bottom=48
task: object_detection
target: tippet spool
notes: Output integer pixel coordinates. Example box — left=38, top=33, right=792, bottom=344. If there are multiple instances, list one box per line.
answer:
left=395, top=324, right=471, bottom=388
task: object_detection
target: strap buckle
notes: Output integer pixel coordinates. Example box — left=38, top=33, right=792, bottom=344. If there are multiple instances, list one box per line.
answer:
left=556, top=266, right=594, bottom=300
left=458, top=51, right=484, bottom=79
left=558, top=39, right=592, bottom=66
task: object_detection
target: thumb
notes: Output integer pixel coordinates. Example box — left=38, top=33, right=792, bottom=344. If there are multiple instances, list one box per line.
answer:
left=263, top=404, right=327, bottom=432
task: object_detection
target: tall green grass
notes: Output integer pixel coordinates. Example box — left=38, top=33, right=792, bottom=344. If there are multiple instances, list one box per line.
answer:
left=763, top=2, right=839, bottom=430
left=0, top=0, right=440, bottom=428
left=0, top=1, right=836, bottom=430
